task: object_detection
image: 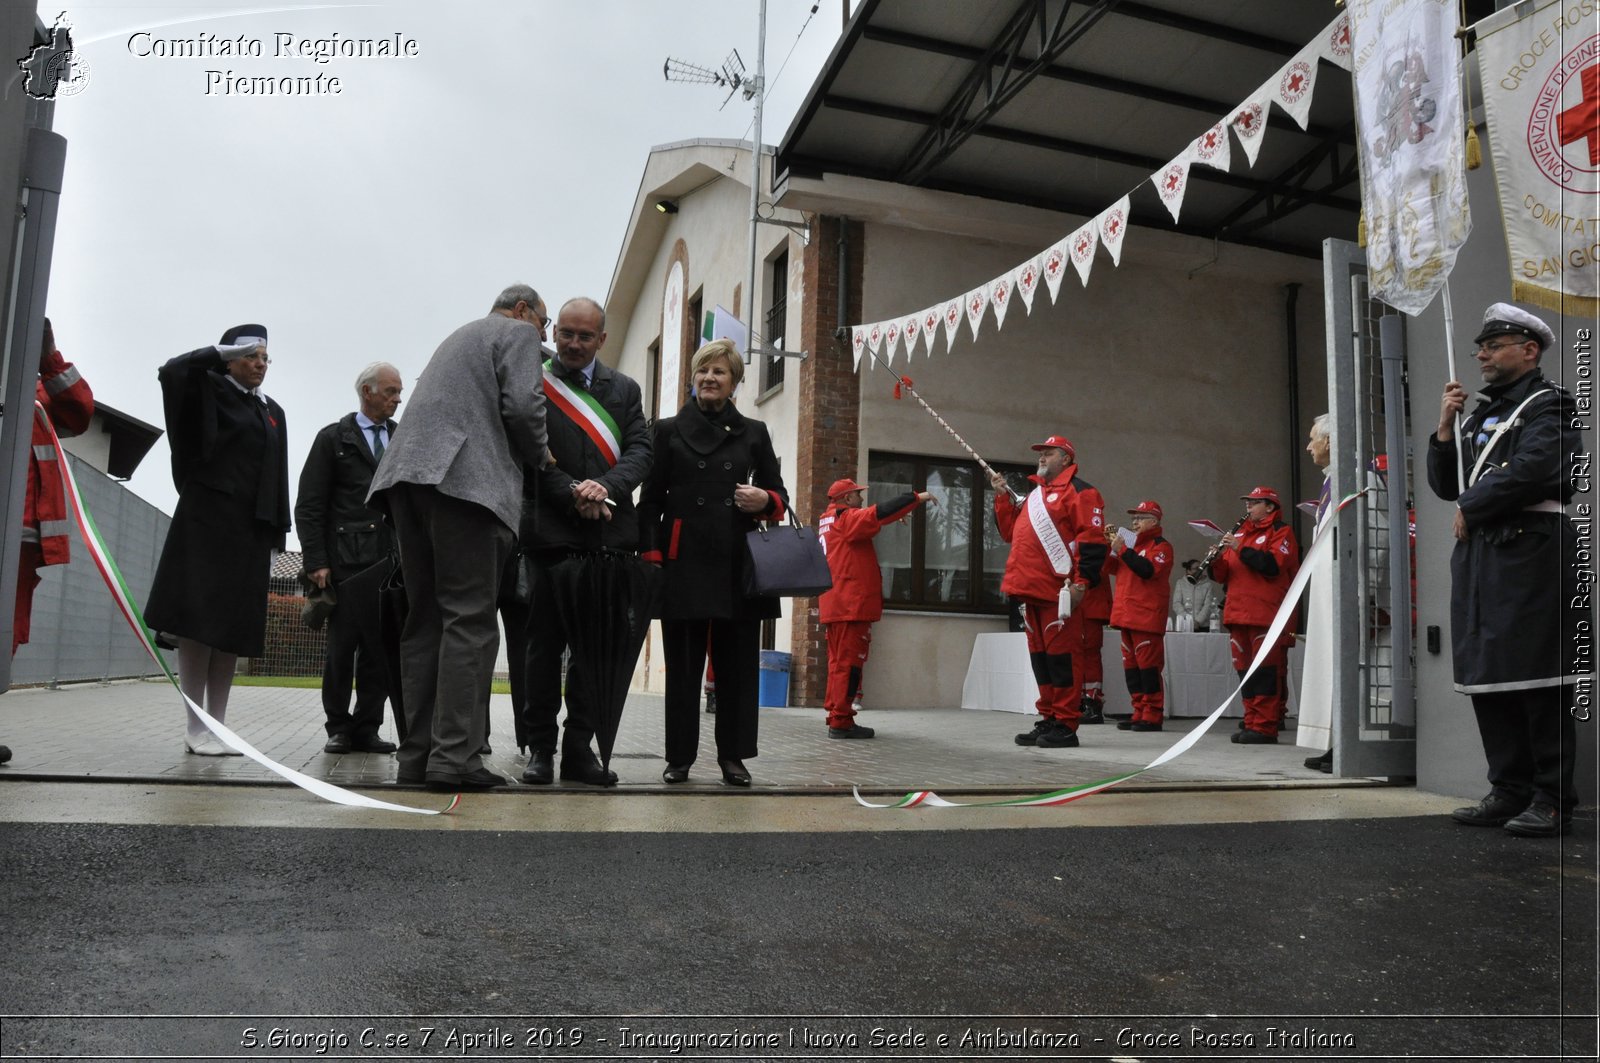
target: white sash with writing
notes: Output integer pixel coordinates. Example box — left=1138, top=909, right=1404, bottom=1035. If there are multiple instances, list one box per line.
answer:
left=1026, top=487, right=1075, bottom=617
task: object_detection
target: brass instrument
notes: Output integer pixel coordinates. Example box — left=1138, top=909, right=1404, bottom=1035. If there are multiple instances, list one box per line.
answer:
left=1190, top=516, right=1246, bottom=584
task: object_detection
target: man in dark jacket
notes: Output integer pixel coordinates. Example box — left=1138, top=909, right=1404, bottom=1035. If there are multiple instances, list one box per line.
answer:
left=295, top=362, right=403, bottom=754
left=1428, top=302, right=1583, bottom=838
left=518, top=297, right=651, bottom=787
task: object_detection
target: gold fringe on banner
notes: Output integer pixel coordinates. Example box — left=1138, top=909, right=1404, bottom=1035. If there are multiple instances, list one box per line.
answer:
left=1357, top=208, right=1367, bottom=248
left=1512, top=281, right=1600, bottom=320
left=1465, top=120, right=1481, bottom=170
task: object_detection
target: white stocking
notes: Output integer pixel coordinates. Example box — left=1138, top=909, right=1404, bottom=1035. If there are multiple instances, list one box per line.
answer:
left=177, top=638, right=239, bottom=737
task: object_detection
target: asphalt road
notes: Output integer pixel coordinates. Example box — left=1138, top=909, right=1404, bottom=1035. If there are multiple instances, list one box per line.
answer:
left=0, top=813, right=1594, bottom=1061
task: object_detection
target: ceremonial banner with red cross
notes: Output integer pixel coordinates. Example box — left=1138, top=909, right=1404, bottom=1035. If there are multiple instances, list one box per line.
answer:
left=1476, top=0, right=1600, bottom=315
left=1348, top=0, right=1471, bottom=316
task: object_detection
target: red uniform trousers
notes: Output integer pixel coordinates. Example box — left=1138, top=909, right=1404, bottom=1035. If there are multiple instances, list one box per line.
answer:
left=1076, top=618, right=1106, bottom=705
left=1227, top=623, right=1288, bottom=736
left=1118, top=628, right=1166, bottom=724
left=1021, top=599, right=1082, bottom=727
left=823, top=621, right=872, bottom=729
left=12, top=543, right=43, bottom=654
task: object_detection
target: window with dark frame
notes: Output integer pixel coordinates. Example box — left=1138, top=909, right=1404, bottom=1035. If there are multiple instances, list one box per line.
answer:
left=867, top=450, right=1035, bottom=615
left=761, top=249, right=787, bottom=394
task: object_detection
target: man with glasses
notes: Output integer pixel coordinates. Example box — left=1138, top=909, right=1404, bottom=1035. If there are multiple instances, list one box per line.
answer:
left=517, top=297, right=651, bottom=787
left=1103, top=501, right=1173, bottom=731
left=1429, top=302, right=1582, bottom=838
left=1211, top=486, right=1299, bottom=744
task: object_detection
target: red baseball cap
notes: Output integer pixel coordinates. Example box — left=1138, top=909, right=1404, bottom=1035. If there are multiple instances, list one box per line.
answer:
left=1127, top=500, right=1162, bottom=520
left=1029, top=434, right=1075, bottom=459
left=1240, top=486, right=1281, bottom=507
left=827, top=478, right=867, bottom=500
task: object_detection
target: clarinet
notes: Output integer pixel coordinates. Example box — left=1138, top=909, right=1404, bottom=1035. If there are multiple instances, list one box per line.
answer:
left=1190, top=516, right=1247, bottom=584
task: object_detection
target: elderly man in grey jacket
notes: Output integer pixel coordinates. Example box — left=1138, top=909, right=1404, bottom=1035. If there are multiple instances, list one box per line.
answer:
left=368, top=284, right=550, bottom=790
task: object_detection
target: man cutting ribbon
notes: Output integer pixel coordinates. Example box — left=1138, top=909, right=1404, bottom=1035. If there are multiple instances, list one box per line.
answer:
left=989, top=434, right=1107, bottom=750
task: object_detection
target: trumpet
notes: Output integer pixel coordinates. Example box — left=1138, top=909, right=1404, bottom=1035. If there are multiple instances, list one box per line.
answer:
left=1190, top=516, right=1246, bottom=584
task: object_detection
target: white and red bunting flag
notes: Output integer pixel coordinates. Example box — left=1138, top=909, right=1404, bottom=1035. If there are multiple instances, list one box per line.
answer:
left=1015, top=256, right=1044, bottom=313
left=1097, top=196, right=1130, bottom=266
left=942, top=298, right=963, bottom=352
left=1350, top=0, right=1470, bottom=316
left=1068, top=222, right=1098, bottom=287
left=1272, top=41, right=1322, bottom=131
left=1041, top=241, right=1070, bottom=304
left=1321, top=11, right=1353, bottom=71
left=883, top=319, right=902, bottom=363
left=1475, top=0, right=1599, bottom=315
left=1154, top=150, right=1194, bottom=222
left=1192, top=120, right=1232, bottom=173
left=964, top=286, right=989, bottom=341
left=989, top=270, right=1017, bottom=330
left=851, top=325, right=867, bottom=370
left=920, top=306, right=943, bottom=354
left=867, top=321, right=884, bottom=356
left=902, top=311, right=923, bottom=358
left=1229, top=92, right=1272, bottom=168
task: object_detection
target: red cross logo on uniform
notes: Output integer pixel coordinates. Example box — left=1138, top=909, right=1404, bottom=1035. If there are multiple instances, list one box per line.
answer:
left=1558, top=63, right=1600, bottom=165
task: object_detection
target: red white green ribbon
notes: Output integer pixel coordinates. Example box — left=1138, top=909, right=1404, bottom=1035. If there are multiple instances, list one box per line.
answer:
left=42, top=402, right=456, bottom=815
left=855, top=492, right=1365, bottom=809
left=543, top=360, right=620, bottom=467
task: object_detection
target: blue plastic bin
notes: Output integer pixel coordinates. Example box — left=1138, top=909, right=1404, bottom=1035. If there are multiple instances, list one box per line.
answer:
left=758, top=649, right=792, bottom=707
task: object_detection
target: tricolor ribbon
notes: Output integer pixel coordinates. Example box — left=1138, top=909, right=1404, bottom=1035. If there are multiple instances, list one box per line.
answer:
left=855, top=491, right=1364, bottom=809
left=42, top=402, right=455, bottom=815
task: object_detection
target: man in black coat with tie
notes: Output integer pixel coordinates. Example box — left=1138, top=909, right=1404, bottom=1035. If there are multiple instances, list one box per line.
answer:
left=296, top=362, right=404, bottom=754
left=519, top=297, right=652, bottom=787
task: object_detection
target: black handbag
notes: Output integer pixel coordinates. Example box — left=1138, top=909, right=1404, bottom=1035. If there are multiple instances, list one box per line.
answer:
left=744, top=513, right=833, bottom=597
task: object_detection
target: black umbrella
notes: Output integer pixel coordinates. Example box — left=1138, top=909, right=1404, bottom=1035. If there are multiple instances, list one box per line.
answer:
left=545, top=549, right=661, bottom=769
left=353, top=554, right=407, bottom=746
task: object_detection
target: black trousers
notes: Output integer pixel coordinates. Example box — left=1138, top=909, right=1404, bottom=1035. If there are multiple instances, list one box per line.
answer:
left=523, top=554, right=598, bottom=756
left=321, top=561, right=391, bottom=740
left=662, top=617, right=759, bottom=765
left=1472, top=685, right=1579, bottom=811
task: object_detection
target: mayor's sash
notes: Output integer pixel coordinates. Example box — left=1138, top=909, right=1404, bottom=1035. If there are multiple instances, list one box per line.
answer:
left=543, top=360, right=621, bottom=467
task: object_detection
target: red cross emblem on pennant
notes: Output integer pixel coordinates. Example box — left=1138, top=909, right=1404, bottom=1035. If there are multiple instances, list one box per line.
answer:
left=885, top=322, right=899, bottom=347
left=924, top=309, right=939, bottom=333
left=1045, top=249, right=1064, bottom=277
left=993, top=281, right=1008, bottom=304
left=969, top=293, right=983, bottom=315
left=853, top=329, right=865, bottom=356
left=1105, top=213, right=1122, bottom=238
left=1163, top=166, right=1184, bottom=195
left=870, top=323, right=882, bottom=347
left=1073, top=233, right=1093, bottom=260
left=946, top=301, right=961, bottom=327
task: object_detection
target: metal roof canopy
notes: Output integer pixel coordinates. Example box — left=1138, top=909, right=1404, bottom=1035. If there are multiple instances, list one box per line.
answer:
left=776, top=0, right=1377, bottom=259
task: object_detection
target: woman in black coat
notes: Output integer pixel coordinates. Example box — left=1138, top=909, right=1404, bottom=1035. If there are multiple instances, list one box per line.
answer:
left=145, top=324, right=290, bottom=756
left=638, top=339, right=789, bottom=786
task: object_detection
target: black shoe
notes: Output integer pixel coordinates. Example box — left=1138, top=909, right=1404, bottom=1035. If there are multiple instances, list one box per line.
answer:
left=1036, top=721, right=1080, bottom=748
left=1232, top=729, right=1278, bottom=744
left=424, top=767, right=507, bottom=791
left=1078, top=700, right=1105, bottom=725
left=521, top=749, right=554, bottom=785
left=1451, top=793, right=1528, bottom=827
left=1304, top=749, right=1332, bottom=771
left=1116, top=720, right=1135, bottom=731
left=662, top=763, right=691, bottom=784
left=395, top=771, right=425, bottom=785
left=1131, top=722, right=1164, bottom=732
left=323, top=733, right=353, bottom=754
left=704, top=691, right=717, bottom=715
left=0, top=743, right=11, bottom=765
left=1504, top=802, right=1571, bottom=837
left=349, top=735, right=397, bottom=754
left=560, top=749, right=618, bottom=787
left=828, top=724, right=875, bottom=739
left=718, top=758, right=752, bottom=787
left=1015, top=717, right=1052, bottom=746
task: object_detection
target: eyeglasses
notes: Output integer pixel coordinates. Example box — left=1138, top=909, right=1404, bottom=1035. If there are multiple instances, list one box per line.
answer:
left=237, top=351, right=270, bottom=364
left=1477, top=338, right=1527, bottom=354
left=555, top=328, right=599, bottom=344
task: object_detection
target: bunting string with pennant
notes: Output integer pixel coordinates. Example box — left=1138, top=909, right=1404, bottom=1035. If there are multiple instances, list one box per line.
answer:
left=842, top=11, right=1358, bottom=363
left=42, top=403, right=455, bottom=816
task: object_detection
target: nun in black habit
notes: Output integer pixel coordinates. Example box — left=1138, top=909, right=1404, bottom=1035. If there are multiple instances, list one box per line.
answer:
left=145, top=324, right=290, bottom=755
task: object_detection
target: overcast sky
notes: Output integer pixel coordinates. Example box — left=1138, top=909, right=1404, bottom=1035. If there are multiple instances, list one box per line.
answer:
left=45, top=0, right=852, bottom=546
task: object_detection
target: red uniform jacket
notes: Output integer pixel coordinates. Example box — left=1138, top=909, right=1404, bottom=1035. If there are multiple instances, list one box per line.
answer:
left=817, top=492, right=921, bottom=623
left=994, top=465, right=1107, bottom=605
left=25, top=348, right=94, bottom=567
left=1211, top=513, right=1299, bottom=629
left=1105, top=523, right=1173, bottom=633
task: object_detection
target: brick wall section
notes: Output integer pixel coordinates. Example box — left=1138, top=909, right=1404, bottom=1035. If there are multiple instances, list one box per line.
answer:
left=790, top=215, right=864, bottom=706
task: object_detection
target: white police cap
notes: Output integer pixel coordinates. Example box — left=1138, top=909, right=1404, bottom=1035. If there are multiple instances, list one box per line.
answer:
left=1473, top=302, right=1554, bottom=351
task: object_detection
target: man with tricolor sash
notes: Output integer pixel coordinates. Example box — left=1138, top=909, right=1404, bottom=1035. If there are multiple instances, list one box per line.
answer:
left=989, top=434, right=1108, bottom=750
left=519, top=297, right=652, bottom=787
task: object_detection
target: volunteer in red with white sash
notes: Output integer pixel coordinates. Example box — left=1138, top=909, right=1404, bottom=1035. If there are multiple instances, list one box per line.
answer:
left=989, top=435, right=1108, bottom=749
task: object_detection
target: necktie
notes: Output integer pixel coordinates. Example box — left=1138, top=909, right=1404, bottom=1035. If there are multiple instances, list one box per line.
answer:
left=571, top=371, right=587, bottom=391
left=368, top=423, right=385, bottom=460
